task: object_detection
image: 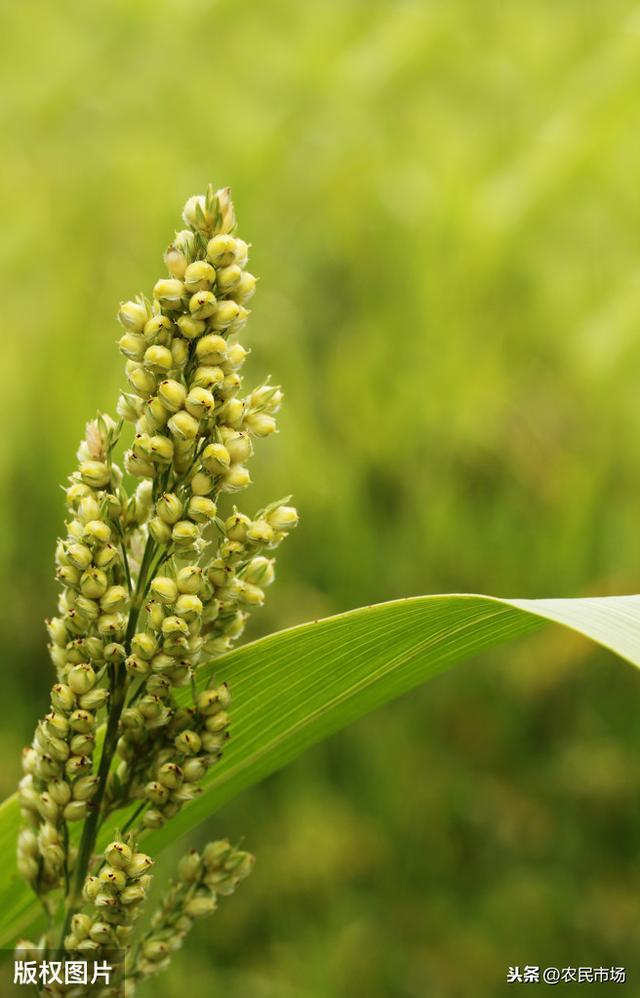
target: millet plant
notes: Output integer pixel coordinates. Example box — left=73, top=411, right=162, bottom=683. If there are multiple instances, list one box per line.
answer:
left=15, top=186, right=298, bottom=995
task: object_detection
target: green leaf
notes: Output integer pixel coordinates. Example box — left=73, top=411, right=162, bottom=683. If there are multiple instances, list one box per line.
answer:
left=2, top=593, right=640, bottom=945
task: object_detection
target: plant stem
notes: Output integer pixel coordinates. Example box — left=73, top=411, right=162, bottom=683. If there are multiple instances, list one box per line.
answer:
left=57, top=533, right=156, bottom=949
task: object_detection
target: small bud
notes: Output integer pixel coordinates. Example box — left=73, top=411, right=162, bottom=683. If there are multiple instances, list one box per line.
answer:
left=156, top=492, right=183, bottom=525
left=202, top=839, right=231, bottom=868
left=118, top=300, right=149, bottom=333
left=68, top=664, right=96, bottom=696
left=143, top=939, right=171, bottom=961
left=220, top=372, right=242, bottom=399
left=149, top=516, right=172, bottom=545
left=127, top=364, right=157, bottom=398
left=143, top=344, right=173, bottom=373
left=143, top=808, right=165, bottom=830
left=144, top=313, right=174, bottom=340
left=189, top=290, right=218, bottom=320
left=89, top=922, right=113, bottom=945
left=64, top=800, right=89, bottom=822
left=83, top=519, right=112, bottom=545
left=144, top=781, right=169, bottom=805
left=51, top=683, right=74, bottom=712
left=182, top=757, right=207, bottom=782
left=216, top=263, right=242, bottom=294
left=126, top=852, right=154, bottom=879
left=158, top=379, right=187, bottom=413
left=145, top=600, right=165, bottom=630
left=246, top=519, right=274, bottom=545
left=227, top=304, right=250, bottom=335
left=245, top=556, right=275, bottom=587
left=179, top=850, right=202, bottom=882
left=77, top=496, right=101, bottom=524
left=266, top=504, right=299, bottom=532
left=207, top=558, right=233, bottom=589
left=221, top=465, right=251, bottom=492
left=94, top=891, right=117, bottom=908
left=250, top=385, right=283, bottom=412
left=234, top=580, right=265, bottom=606
left=197, top=687, right=228, bottom=716
left=164, top=243, right=188, bottom=280
left=117, top=391, right=142, bottom=422
left=202, top=443, right=230, bottom=475
left=78, top=688, right=109, bottom=710
left=217, top=397, right=245, bottom=427
left=209, top=299, right=240, bottom=331
left=185, top=387, right=215, bottom=419
left=100, top=586, right=128, bottom=613
left=185, top=893, right=217, bottom=918
left=118, top=332, right=146, bottom=361
left=226, top=344, right=250, bottom=373
left=46, top=616, right=68, bottom=646
left=65, top=755, right=91, bottom=778
left=94, top=544, right=119, bottom=569
left=79, top=461, right=111, bottom=488
left=99, top=864, right=127, bottom=890
left=71, top=913, right=93, bottom=940
left=206, top=234, right=237, bottom=266
left=131, top=631, right=158, bottom=660
left=174, top=594, right=203, bottom=620
left=224, top=431, right=252, bottom=464
left=205, top=710, right=229, bottom=735
left=191, top=364, right=224, bottom=391
left=157, top=762, right=183, bottom=790
left=176, top=566, right=202, bottom=594
left=201, top=730, right=228, bottom=753
left=48, top=779, right=71, bottom=806
left=183, top=193, right=210, bottom=231
left=168, top=410, right=200, bottom=441
left=233, top=238, right=249, bottom=267
left=125, top=654, right=150, bottom=677
left=69, top=776, right=95, bottom=805
left=120, top=883, right=147, bottom=905
left=69, top=709, right=95, bottom=733
left=174, top=729, right=202, bottom=755
left=176, top=314, right=206, bottom=340
left=187, top=496, right=217, bottom=523
left=213, top=186, right=236, bottom=234
left=70, top=732, right=95, bottom=755
left=150, top=576, right=178, bottom=604
left=153, top=278, right=184, bottom=310
left=161, top=614, right=189, bottom=638
left=97, top=613, right=126, bottom=640
left=184, top=260, right=216, bottom=292
left=232, top=270, right=257, bottom=304
left=37, top=793, right=60, bottom=822
left=83, top=876, right=101, bottom=902
left=105, top=841, right=133, bottom=870
left=244, top=412, right=277, bottom=437
left=147, top=434, right=174, bottom=464
left=196, top=333, right=227, bottom=365
left=57, top=564, right=80, bottom=587
left=172, top=520, right=200, bottom=548
left=190, top=471, right=214, bottom=495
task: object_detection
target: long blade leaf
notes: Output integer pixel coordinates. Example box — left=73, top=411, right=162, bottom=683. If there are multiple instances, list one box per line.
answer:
left=2, top=593, right=640, bottom=945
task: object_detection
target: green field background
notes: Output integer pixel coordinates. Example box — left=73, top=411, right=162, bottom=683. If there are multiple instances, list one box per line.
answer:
left=1, top=1, right=640, bottom=995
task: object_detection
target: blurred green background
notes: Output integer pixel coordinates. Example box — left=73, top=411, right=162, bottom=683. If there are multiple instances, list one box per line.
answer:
left=2, top=0, right=640, bottom=994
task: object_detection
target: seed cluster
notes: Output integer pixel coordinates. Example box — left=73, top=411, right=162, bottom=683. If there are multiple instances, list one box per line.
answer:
left=16, top=186, right=296, bottom=994
left=126, top=840, right=253, bottom=990
left=70, top=840, right=154, bottom=953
